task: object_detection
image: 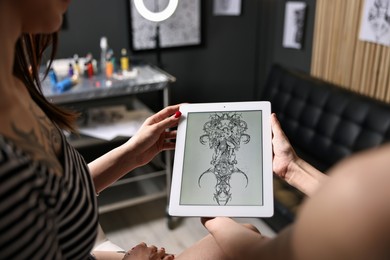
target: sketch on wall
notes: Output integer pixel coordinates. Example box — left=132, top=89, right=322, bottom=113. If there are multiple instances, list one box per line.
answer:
left=213, top=0, right=242, bottom=16
left=359, top=0, right=390, bottom=46
left=198, top=113, right=250, bottom=205
left=282, top=1, right=307, bottom=49
left=129, top=0, right=201, bottom=50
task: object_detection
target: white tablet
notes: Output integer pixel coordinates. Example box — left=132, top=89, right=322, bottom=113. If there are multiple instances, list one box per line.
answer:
left=169, top=102, right=274, bottom=217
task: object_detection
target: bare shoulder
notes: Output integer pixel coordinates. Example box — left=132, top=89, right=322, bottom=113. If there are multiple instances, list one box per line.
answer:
left=292, top=144, right=390, bottom=260
left=327, top=144, right=390, bottom=192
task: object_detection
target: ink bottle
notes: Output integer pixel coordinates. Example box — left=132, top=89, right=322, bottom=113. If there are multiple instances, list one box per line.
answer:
left=120, top=48, right=130, bottom=72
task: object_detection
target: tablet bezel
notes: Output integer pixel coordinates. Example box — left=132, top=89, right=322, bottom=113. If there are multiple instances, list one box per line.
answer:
left=169, top=101, right=273, bottom=217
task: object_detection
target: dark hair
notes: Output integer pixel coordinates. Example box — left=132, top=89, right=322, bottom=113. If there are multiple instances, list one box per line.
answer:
left=13, top=33, right=79, bottom=132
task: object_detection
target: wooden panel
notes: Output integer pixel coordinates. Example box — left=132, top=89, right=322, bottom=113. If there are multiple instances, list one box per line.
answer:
left=311, top=0, right=390, bottom=103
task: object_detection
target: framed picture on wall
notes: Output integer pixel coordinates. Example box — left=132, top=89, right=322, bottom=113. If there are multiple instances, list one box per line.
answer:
left=128, top=0, right=202, bottom=51
left=282, top=1, right=307, bottom=49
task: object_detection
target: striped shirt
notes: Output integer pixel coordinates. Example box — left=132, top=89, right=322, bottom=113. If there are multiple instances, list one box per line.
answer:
left=0, top=131, right=98, bottom=259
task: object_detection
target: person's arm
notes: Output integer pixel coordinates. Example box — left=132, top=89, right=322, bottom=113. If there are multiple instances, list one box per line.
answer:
left=203, top=144, right=390, bottom=260
left=271, top=113, right=327, bottom=196
left=201, top=217, right=297, bottom=260
left=292, top=144, right=390, bottom=260
left=88, top=105, right=181, bottom=193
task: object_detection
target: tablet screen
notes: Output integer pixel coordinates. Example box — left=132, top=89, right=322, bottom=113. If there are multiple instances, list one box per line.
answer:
left=180, top=110, right=264, bottom=206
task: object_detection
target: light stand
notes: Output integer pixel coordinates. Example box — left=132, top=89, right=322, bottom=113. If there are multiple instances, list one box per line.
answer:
left=133, top=0, right=179, bottom=229
left=155, top=23, right=162, bottom=68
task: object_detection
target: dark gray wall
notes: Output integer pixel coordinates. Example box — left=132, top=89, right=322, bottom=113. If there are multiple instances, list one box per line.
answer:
left=272, top=0, right=316, bottom=72
left=58, top=0, right=316, bottom=107
left=58, top=0, right=129, bottom=61
left=254, top=0, right=316, bottom=99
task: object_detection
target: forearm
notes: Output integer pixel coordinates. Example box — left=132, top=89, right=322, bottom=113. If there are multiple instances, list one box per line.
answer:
left=286, top=158, right=327, bottom=197
left=203, top=217, right=298, bottom=260
left=254, top=226, right=297, bottom=260
left=88, top=143, right=138, bottom=193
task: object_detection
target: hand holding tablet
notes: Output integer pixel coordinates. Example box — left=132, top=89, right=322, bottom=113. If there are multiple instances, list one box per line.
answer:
left=169, top=102, right=274, bottom=217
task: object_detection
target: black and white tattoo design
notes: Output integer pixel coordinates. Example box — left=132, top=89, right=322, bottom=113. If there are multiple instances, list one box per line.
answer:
left=198, top=113, right=250, bottom=205
left=10, top=103, right=63, bottom=175
left=293, top=7, right=306, bottom=45
left=368, top=0, right=390, bottom=41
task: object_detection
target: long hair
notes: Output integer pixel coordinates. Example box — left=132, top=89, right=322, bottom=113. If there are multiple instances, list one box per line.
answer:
left=13, top=32, right=79, bottom=132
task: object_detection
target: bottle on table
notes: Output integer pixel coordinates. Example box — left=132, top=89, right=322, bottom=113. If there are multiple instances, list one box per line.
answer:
left=120, top=48, right=130, bottom=72
left=100, top=37, right=108, bottom=74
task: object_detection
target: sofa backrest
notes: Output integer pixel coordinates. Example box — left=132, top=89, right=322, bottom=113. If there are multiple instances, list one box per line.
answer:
left=261, top=64, right=390, bottom=171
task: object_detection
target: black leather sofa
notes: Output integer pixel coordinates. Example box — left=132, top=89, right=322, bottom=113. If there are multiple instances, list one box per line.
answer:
left=260, top=64, right=390, bottom=231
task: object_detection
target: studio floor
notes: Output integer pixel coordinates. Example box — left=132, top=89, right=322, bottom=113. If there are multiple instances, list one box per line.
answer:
left=99, top=198, right=277, bottom=254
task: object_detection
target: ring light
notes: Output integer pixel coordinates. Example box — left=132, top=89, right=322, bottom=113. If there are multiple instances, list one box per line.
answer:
left=134, top=0, right=179, bottom=22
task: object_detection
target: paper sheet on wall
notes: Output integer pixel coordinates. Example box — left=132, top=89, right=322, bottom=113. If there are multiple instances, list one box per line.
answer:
left=79, top=106, right=152, bottom=141
left=282, top=2, right=307, bottom=49
left=359, top=0, right=390, bottom=46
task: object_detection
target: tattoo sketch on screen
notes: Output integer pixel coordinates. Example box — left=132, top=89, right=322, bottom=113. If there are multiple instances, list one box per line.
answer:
left=198, top=113, right=250, bottom=205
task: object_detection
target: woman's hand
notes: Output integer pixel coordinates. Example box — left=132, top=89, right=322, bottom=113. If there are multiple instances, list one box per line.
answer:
left=271, top=113, right=298, bottom=181
left=89, top=104, right=182, bottom=193
left=124, top=104, right=182, bottom=167
left=122, top=243, right=174, bottom=260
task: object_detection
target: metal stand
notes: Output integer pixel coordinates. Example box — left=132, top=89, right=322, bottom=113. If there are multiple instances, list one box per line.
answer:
left=155, top=24, right=163, bottom=68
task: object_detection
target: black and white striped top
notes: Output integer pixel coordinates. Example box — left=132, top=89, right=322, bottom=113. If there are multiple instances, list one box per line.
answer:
left=0, top=131, right=98, bottom=259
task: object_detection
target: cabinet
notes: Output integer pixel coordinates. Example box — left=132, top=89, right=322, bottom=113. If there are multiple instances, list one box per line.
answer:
left=43, top=64, right=175, bottom=214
